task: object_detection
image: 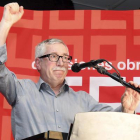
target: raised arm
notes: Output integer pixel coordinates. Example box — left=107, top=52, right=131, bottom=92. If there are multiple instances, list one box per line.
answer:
left=0, top=2, right=24, bottom=46
left=0, top=3, right=24, bottom=106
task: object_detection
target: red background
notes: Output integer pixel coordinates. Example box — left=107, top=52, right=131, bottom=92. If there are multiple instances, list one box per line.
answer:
left=0, top=7, right=140, bottom=139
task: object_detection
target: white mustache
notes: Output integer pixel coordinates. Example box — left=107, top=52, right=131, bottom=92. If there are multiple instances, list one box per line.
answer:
left=53, top=67, right=66, bottom=71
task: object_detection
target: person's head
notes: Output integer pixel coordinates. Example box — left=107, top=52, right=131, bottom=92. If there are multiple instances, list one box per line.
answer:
left=35, top=38, right=72, bottom=87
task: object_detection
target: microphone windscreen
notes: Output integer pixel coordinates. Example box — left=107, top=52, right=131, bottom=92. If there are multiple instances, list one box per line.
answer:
left=71, top=63, right=81, bottom=72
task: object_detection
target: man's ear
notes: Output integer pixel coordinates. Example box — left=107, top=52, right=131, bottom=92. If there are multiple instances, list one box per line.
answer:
left=35, top=58, right=41, bottom=71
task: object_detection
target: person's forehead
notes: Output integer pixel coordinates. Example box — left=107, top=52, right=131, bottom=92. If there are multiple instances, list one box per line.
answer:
left=46, top=43, right=69, bottom=54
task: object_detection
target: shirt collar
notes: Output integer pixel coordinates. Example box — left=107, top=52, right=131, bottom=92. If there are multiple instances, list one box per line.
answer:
left=36, top=77, right=45, bottom=90
left=36, top=77, right=69, bottom=92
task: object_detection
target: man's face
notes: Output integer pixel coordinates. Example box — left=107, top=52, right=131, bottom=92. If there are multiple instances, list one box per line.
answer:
left=36, top=43, right=69, bottom=85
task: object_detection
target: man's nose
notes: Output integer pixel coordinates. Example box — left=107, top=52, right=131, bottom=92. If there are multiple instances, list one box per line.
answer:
left=56, top=57, right=64, bottom=66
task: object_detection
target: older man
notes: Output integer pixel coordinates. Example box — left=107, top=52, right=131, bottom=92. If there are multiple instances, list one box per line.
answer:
left=0, top=2, right=140, bottom=140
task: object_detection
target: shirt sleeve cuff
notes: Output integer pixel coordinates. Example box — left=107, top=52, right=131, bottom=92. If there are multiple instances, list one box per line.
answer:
left=0, top=43, right=7, bottom=64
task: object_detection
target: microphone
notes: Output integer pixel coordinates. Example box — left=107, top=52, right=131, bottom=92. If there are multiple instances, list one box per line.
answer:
left=71, top=59, right=104, bottom=72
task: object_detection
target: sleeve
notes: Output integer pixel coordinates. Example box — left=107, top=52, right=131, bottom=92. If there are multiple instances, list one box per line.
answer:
left=0, top=43, right=7, bottom=64
left=0, top=44, right=17, bottom=106
left=82, top=91, right=122, bottom=112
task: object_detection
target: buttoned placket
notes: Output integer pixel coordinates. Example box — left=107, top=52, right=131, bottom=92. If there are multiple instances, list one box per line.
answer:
left=54, top=93, right=62, bottom=130
left=39, top=81, right=68, bottom=131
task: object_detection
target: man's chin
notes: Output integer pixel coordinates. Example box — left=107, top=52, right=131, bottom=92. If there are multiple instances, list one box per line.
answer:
left=54, top=74, right=65, bottom=79
left=53, top=71, right=67, bottom=78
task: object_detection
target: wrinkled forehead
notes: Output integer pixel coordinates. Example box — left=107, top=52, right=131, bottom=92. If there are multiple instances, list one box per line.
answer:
left=45, top=43, right=69, bottom=55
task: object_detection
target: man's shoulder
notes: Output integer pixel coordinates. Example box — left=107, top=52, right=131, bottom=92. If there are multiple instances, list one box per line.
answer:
left=69, top=87, right=90, bottom=96
left=18, top=78, right=36, bottom=86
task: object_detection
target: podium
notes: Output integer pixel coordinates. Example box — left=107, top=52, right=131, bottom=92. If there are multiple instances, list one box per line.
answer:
left=23, top=112, right=140, bottom=140
left=70, top=112, right=140, bottom=140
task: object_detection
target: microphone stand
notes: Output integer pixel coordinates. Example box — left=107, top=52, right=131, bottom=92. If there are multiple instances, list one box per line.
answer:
left=94, top=66, right=140, bottom=93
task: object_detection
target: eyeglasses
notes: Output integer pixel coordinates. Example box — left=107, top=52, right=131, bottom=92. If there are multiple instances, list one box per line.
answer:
left=39, top=53, right=72, bottom=63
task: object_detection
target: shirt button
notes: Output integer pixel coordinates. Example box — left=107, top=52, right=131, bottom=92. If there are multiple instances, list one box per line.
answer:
left=58, top=125, right=61, bottom=128
left=56, top=109, right=59, bottom=112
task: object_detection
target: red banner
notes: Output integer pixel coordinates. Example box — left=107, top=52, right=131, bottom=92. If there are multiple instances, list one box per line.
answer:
left=0, top=7, right=140, bottom=139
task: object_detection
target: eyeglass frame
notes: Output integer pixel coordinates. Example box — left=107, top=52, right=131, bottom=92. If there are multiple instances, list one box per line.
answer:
left=38, top=53, right=72, bottom=63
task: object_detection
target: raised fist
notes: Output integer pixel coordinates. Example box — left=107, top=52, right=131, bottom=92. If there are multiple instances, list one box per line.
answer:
left=1, top=2, right=24, bottom=27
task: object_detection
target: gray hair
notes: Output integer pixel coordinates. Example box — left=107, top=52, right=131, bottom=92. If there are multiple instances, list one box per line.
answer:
left=35, top=38, right=68, bottom=58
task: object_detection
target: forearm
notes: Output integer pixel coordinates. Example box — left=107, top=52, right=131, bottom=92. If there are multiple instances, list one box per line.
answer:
left=0, top=20, right=12, bottom=46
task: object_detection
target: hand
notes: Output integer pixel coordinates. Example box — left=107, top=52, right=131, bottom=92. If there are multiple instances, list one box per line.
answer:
left=1, top=2, right=24, bottom=27
left=121, top=81, right=140, bottom=114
